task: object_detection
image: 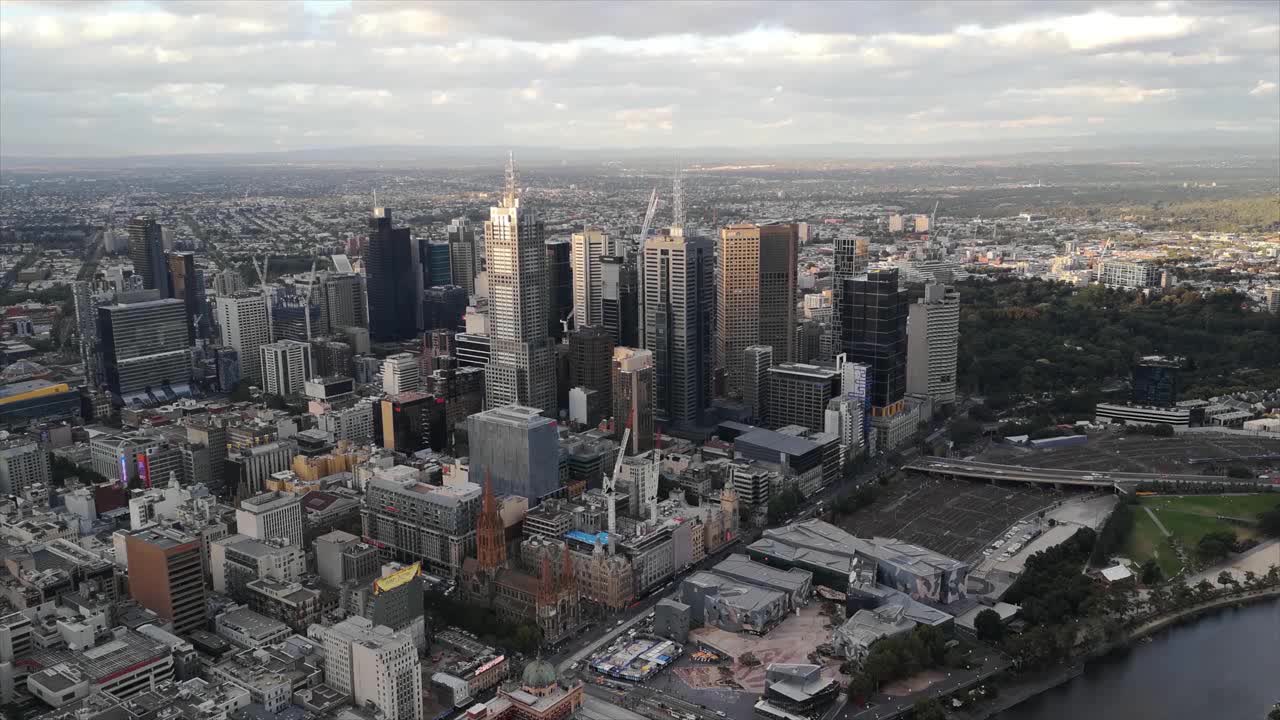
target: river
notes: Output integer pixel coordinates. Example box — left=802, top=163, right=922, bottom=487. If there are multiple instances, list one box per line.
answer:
left=999, top=598, right=1280, bottom=720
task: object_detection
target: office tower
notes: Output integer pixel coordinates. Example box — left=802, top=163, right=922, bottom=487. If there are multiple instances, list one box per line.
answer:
left=742, top=345, right=774, bottom=421
left=125, top=526, right=208, bottom=635
left=212, top=346, right=241, bottom=392
left=824, top=396, right=865, bottom=470
left=447, top=218, right=480, bottom=299
left=270, top=286, right=320, bottom=342
left=423, top=285, right=467, bottom=331
left=1096, top=260, right=1156, bottom=289
left=311, top=339, right=354, bottom=378
left=321, top=272, right=368, bottom=332
left=380, top=392, right=443, bottom=453
left=421, top=239, right=452, bottom=288
left=319, top=617, right=423, bottom=720
left=841, top=269, right=909, bottom=417
left=259, top=340, right=312, bottom=396
left=612, top=347, right=654, bottom=454
left=227, top=438, right=296, bottom=497
left=217, top=292, right=270, bottom=385
left=571, top=228, right=610, bottom=329
left=72, top=280, right=101, bottom=384
left=213, top=269, right=246, bottom=297
left=717, top=224, right=761, bottom=399
left=382, top=353, right=421, bottom=395
left=0, top=438, right=51, bottom=497
left=641, top=231, right=713, bottom=429
left=466, top=405, right=560, bottom=504
left=766, top=362, right=841, bottom=432
left=166, top=251, right=202, bottom=341
left=237, top=490, right=303, bottom=546
left=318, top=396, right=377, bottom=445
left=758, top=223, right=799, bottom=363
left=367, top=207, right=420, bottom=343
left=569, top=325, right=614, bottom=415
left=906, top=279, right=960, bottom=407
left=1131, top=356, right=1182, bottom=407
left=546, top=238, right=572, bottom=341
left=362, top=470, right=481, bottom=575
left=601, top=254, right=640, bottom=347
left=97, top=298, right=193, bottom=397
left=455, top=332, right=490, bottom=368
left=128, top=216, right=170, bottom=296
left=831, top=235, right=870, bottom=359
left=185, top=418, right=228, bottom=494
left=484, top=156, right=557, bottom=414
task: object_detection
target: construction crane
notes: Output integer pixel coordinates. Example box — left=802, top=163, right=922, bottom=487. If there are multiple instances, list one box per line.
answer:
left=301, top=253, right=319, bottom=341
left=251, top=255, right=273, bottom=341
left=638, top=187, right=659, bottom=251
left=929, top=200, right=940, bottom=241
left=603, top=426, right=631, bottom=555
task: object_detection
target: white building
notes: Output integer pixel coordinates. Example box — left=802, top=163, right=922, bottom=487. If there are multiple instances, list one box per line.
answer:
left=316, top=617, right=422, bottom=720
left=0, top=439, right=51, bottom=497
left=571, top=228, right=610, bottom=328
left=1094, top=403, right=1191, bottom=430
left=260, top=340, right=312, bottom=396
left=906, top=281, right=960, bottom=407
left=382, top=353, right=420, bottom=395
left=217, top=292, right=270, bottom=384
left=235, top=491, right=303, bottom=547
left=824, top=396, right=865, bottom=470
left=315, top=397, right=377, bottom=445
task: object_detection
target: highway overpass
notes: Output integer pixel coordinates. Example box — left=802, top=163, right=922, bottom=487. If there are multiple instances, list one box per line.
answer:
left=904, top=457, right=1259, bottom=490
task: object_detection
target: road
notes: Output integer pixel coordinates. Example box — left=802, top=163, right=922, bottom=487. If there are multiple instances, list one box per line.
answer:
left=580, top=694, right=651, bottom=720
left=907, top=457, right=1259, bottom=489
left=838, top=646, right=1009, bottom=720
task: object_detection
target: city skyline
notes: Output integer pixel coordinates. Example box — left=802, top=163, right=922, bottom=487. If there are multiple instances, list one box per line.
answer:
left=1, top=0, right=1277, bottom=157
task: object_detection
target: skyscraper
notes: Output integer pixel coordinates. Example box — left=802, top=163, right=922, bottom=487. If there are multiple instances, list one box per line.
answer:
left=382, top=353, right=421, bottom=395
left=72, top=280, right=100, bottom=385
left=742, top=344, right=774, bottom=422
left=447, top=218, right=480, bottom=299
left=612, top=347, right=654, bottom=454
left=367, top=208, right=419, bottom=343
left=125, top=526, right=208, bottom=636
left=642, top=231, right=713, bottom=429
left=758, top=223, right=799, bottom=363
left=571, top=228, right=610, bottom=329
left=546, top=238, right=572, bottom=342
left=601, top=254, right=640, bottom=347
left=128, top=217, right=170, bottom=296
left=906, top=279, right=960, bottom=407
left=830, top=235, right=870, bottom=359
left=166, top=251, right=203, bottom=341
left=423, top=285, right=467, bottom=331
left=1131, top=356, right=1182, bottom=407
left=321, top=272, right=368, bottom=333
left=259, top=339, right=313, bottom=396
left=217, top=292, right=270, bottom=385
left=318, top=617, right=422, bottom=720
left=484, top=155, right=557, bottom=414
left=569, top=325, right=614, bottom=421
left=466, top=405, right=560, bottom=504
left=97, top=298, right=193, bottom=398
left=421, top=239, right=451, bottom=288
left=717, top=224, right=761, bottom=398
left=766, top=362, right=840, bottom=432
left=840, top=268, right=908, bottom=416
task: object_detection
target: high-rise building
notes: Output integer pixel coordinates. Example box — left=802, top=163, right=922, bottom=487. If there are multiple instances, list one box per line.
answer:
left=236, top=491, right=304, bottom=547
left=185, top=418, right=228, bottom=494
left=484, top=156, right=557, bottom=414
left=447, top=218, right=480, bottom=299
left=320, top=272, right=368, bottom=333
left=217, top=292, right=270, bottom=385
left=259, top=340, right=313, bottom=396
left=546, top=238, right=572, bottom=342
left=766, top=363, right=841, bottom=433
left=467, top=405, right=560, bottom=504
left=734, top=346, right=768, bottom=423
left=840, top=269, right=908, bottom=416
left=830, top=235, right=870, bottom=359
left=423, top=285, right=467, bottom=331
left=72, top=280, right=101, bottom=385
left=319, top=617, right=422, bottom=720
left=1096, top=260, right=1156, bottom=289
left=1264, top=286, right=1279, bottom=313
left=642, top=231, right=713, bottom=429
left=316, top=396, right=377, bottom=446
left=367, top=208, right=420, bottom=343
left=166, top=251, right=204, bottom=341
left=97, top=298, right=193, bottom=397
left=758, top=223, right=799, bottom=364
left=213, top=269, right=247, bottom=297
left=601, top=254, right=640, bottom=348
left=571, top=228, right=610, bottom=329
left=361, top=471, right=481, bottom=576
left=1131, top=356, right=1182, bottom=408
left=380, top=392, right=442, bottom=454
left=0, top=438, right=51, bottom=497
left=612, top=347, right=655, bottom=454
left=125, top=526, right=208, bottom=635
left=717, top=224, right=761, bottom=399
left=382, top=353, right=421, bottom=395
left=569, top=325, right=614, bottom=419
left=906, top=279, right=960, bottom=407
left=421, top=239, right=452, bottom=289
left=128, top=217, right=170, bottom=296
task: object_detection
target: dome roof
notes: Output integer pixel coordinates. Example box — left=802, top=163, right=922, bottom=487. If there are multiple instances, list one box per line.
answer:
left=521, top=659, right=557, bottom=688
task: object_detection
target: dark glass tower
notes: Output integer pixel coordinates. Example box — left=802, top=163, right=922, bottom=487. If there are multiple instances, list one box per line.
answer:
left=367, top=208, right=419, bottom=342
left=840, top=268, right=908, bottom=412
left=546, top=238, right=572, bottom=341
left=1131, top=357, right=1181, bottom=407
left=423, top=285, right=468, bottom=331
left=128, top=217, right=170, bottom=296
left=601, top=255, right=639, bottom=347
left=166, top=251, right=202, bottom=341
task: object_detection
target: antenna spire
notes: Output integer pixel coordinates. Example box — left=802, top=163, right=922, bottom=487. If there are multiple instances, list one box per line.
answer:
left=503, top=151, right=519, bottom=207
left=671, top=163, right=684, bottom=230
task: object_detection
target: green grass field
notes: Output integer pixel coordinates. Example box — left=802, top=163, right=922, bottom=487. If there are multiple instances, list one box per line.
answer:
left=1123, top=494, right=1280, bottom=579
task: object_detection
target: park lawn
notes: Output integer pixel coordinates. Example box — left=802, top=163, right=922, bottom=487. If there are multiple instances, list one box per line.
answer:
left=1126, top=509, right=1181, bottom=578
left=1141, top=494, right=1280, bottom=520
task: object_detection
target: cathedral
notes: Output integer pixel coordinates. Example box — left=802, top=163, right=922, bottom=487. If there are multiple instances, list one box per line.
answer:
left=461, top=476, right=582, bottom=645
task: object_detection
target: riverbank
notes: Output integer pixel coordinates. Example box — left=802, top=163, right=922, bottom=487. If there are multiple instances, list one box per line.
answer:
left=965, top=587, right=1280, bottom=719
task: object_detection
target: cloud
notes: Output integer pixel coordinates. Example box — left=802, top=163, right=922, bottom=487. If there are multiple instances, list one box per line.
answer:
left=0, top=0, right=1277, bottom=155
left=1249, top=80, right=1278, bottom=96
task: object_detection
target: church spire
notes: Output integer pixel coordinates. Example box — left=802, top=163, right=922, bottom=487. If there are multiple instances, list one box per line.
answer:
left=476, top=472, right=506, bottom=572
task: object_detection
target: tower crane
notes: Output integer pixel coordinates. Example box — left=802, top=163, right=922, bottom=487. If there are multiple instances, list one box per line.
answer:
left=638, top=187, right=659, bottom=251
left=603, top=426, right=631, bottom=555
left=302, top=253, right=319, bottom=341
left=251, top=255, right=273, bottom=341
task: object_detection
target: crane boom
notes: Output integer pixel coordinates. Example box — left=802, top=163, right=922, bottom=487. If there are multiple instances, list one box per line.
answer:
left=637, top=187, right=658, bottom=253
left=302, top=253, right=319, bottom=341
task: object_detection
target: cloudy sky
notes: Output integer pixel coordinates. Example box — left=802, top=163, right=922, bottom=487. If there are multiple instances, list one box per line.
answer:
left=1, top=0, right=1277, bottom=157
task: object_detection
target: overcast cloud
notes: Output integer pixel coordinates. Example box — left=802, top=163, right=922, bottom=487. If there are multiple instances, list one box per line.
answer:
left=1, top=0, right=1277, bottom=156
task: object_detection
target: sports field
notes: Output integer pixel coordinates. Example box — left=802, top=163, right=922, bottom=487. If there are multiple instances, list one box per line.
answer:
left=1124, top=493, right=1279, bottom=578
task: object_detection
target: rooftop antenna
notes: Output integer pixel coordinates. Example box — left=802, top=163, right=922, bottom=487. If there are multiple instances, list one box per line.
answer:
left=671, top=163, right=685, bottom=231
left=503, top=151, right=519, bottom=207
left=373, top=189, right=377, bottom=209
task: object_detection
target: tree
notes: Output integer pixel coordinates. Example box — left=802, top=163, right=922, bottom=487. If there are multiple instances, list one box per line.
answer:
left=847, top=673, right=875, bottom=702
left=1258, top=506, right=1280, bottom=538
left=1196, top=530, right=1236, bottom=562
left=912, top=698, right=945, bottom=720
left=1226, top=466, right=1253, bottom=479
left=949, top=418, right=983, bottom=446
left=511, top=624, right=543, bottom=653
left=229, top=381, right=253, bottom=402
left=1217, top=571, right=1236, bottom=588
left=974, top=608, right=1005, bottom=644
left=1140, top=558, right=1162, bottom=585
